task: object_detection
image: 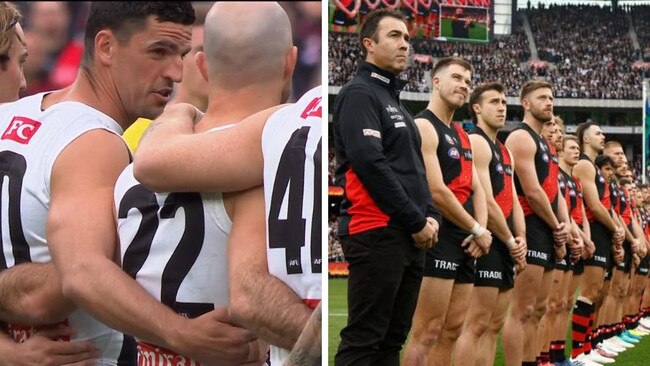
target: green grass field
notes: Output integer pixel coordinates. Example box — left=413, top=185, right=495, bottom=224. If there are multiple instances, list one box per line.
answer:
left=328, top=278, right=650, bottom=365
left=440, top=18, right=488, bottom=42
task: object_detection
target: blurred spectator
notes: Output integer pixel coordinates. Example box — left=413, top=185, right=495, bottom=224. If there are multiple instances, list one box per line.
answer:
left=328, top=220, right=345, bottom=263
left=17, top=1, right=85, bottom=95
left=282, top=1, right=321, bottom=100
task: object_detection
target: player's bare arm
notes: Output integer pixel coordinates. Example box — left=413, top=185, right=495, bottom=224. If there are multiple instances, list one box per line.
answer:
left=417, top=118, right=486, bottom=233
left=573, top=160, right=619, bottom=233
left=466, top=139, right=492, bottom=255
left=227, top=186, right=312, bottom=350
left=135, top=105, right=285, bottom=193
left=49, top=130, right=258, bottom=365
left=505, top=129, right=560, bottom=229
left=0, top=263, right=73, bottom=325
left=509, top=151, right=528, bottom=266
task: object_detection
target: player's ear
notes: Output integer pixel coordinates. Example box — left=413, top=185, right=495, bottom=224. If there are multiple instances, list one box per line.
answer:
left=94, top=29, right=116, bottom=66
left=472, top=103, right=480, bottom=116
left=195, top=51, right=209, bottom=83
left=283, top=45, right=298, bottom=82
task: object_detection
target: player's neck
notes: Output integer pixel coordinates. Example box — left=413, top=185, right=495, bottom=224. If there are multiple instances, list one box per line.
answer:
left=64, top=67, right=134, bottom=130
left=523, top=114, right=543, bottom=134
left=559, top=160, right=573, bottom=175
left=427, top=96, right=456, bottom=126
left=200, top=84, right=283, bottom=130
left=477, top=121, right=497, bottom=142
left=584, top=146, right=598, bottom=161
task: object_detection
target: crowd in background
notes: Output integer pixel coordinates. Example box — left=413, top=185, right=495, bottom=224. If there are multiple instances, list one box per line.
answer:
left=329, top=4, right=650, bottom=100
left=15, top=1, right=321, bottom=102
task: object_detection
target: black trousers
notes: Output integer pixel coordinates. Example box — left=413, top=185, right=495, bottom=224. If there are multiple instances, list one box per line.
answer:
left=335, top=226, right=424, bottom=366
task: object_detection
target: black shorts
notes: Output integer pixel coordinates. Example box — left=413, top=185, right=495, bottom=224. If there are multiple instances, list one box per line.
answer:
left=424, top=218, right=475, bottom=283
left=359, top=1, right=369, bottom=15
left=605, top=266, right=613, bottom=281
left=615, top=239, right=632, bottom=274
left=332, top=9, right=357, bottom=26
left=475, top=239, right=515, bottom=289
left=417, top=3, right=429, bottom=17
left=524, top=215, right=555, bottom=270
left=573, top=258, right=585, bottom=275
left=555, top=256, right=570, bottom=272
left=637, top=256, right=650, bottom=276
left=583, top=220, right=611, bottom=269
left=401, top=8, right=414, bottom=20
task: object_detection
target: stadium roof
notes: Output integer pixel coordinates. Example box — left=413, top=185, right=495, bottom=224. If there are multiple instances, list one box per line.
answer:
left=519, top=0, right=650, bottom=8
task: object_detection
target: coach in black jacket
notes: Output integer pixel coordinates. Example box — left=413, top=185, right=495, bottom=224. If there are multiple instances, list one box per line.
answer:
left=333, top=8, right=441, bottom=366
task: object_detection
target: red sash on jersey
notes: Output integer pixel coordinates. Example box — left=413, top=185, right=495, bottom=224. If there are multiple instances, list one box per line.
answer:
left=137, top=341, right=200, bottom=366
left=7, top=319, right=70, bottom=343
left=304, top=299, right=321, bottom=309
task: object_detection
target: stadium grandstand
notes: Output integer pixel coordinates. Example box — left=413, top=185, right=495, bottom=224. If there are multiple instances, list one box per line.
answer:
left=329, top=1, right=650, bottom=270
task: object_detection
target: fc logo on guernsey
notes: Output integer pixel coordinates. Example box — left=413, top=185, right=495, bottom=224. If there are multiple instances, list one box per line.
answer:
left=2, top=117, right=41, bottom=144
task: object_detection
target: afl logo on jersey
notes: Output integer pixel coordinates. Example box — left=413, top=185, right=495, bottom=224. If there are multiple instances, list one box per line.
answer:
left=496, top=164, right=504, bottom=174
left=542, top=153, right=549, bottom=163
left=599, top=176, right=606, bottom=183
left=570, top=190, right=577, bottom=197
left=448, top=147, right=460, bottom=159
left=2, top=117, right=42, bottom=144
left=540, top=142, right=547, bottom=151
left=445, top=134, right=455, bottom=145
left=559, top=180, right=566, bottom=189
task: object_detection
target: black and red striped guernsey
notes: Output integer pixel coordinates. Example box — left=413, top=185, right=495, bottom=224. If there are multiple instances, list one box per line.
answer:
left=559, top=169, right=584, bottom=226
left=417, top=109, right=473, bottom=207
left=580, top=153, right=611, bottom=223
left=512, top=123, right=559, bottom=216
left=469, top=126, right=513, bottom=224
left=620, top=185, right=632, bottom=226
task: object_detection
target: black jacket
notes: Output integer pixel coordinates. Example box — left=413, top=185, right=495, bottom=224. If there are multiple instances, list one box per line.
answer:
left=333, top=61, right=440, bottom=236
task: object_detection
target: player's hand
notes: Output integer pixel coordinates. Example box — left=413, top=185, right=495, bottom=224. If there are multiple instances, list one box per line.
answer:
left=427, top=217, right=439, bottom=246
left=639, top=241, right=648, bottom=258
left=473, top=230, right=492, bottom=255
left=633, top=253, right=641, bottom=269
left=569, top=235, right=584, bottom=264
left=583, top=238, right=595, bottom=259
left=4, top=324, right=100, bottom=366
left=172, top=308, right=269, bottom=366
left=631, top=238, right=642, bottom=256
left=612, top=226, right=625, bottom=246
left=510, top=236, right=527, bottom=261
left=553, top=243, right=566, bottom=262
left=161, top=102, right=204, bottom=126
left=461, top=235, right=484, bottom=258
left=412, top=218, right=437, bottom=250
left=553, top=223, right=569, bottom=247
left=512, top=236, right=527, bottom=273
left=612, top=245, right=624, bottom=265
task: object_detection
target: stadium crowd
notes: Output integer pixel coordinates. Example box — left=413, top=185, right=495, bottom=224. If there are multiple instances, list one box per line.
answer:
left=329, top=4, right=649, bottom=99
